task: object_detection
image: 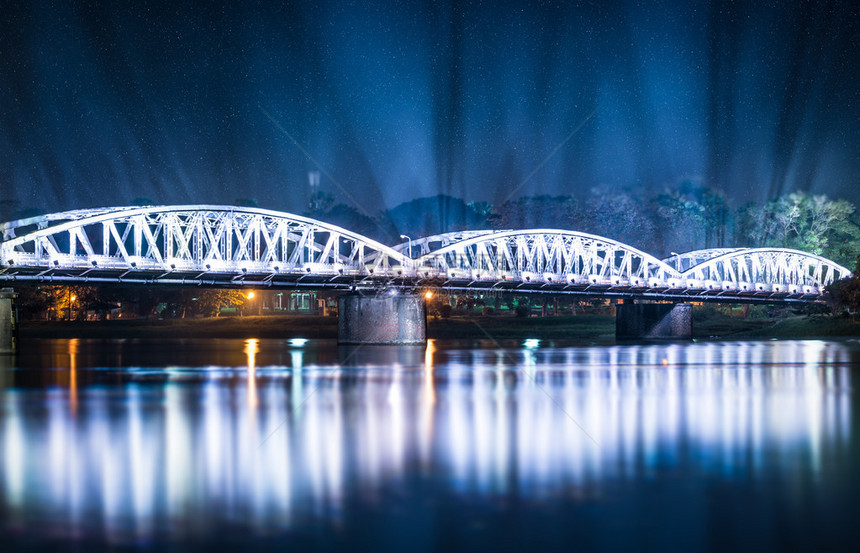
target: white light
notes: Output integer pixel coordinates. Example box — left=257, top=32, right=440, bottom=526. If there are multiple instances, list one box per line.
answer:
left=524, top=339, right=540, bottom=349
left=289, top=338, right=308, bottom=347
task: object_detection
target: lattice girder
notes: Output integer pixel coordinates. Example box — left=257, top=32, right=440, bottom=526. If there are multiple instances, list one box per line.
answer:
left=412, top=229, right=680, bottom=285
left=0, top=205, right=409, bottom=277
left=679, top=248, right=852, bottom=292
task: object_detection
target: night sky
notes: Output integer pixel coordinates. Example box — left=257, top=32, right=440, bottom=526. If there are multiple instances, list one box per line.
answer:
left=2, top=1, right=859, bottom=220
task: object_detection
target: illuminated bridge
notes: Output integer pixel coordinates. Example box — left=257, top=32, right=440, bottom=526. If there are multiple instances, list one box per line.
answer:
left=0, top=205, right=851, bottom=304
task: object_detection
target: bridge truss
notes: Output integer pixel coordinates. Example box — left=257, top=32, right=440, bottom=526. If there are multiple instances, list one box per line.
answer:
left=0, top=205, right=853, bottom=303
left=0, top=206, right=409, bottom=289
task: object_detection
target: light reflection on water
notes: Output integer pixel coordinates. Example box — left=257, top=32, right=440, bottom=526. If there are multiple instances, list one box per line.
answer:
left=0, top=338, right=858, bottom=549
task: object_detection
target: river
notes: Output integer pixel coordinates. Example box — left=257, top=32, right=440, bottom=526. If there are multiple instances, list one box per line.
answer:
left=1, top=337, right=859, bottom=551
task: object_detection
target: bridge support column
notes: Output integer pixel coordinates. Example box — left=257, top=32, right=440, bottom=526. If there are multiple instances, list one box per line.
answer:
left=616, top=302, right=692, bottom=340
left=0, top=288, right=18, bottom=355
left=338, top=293, right=426, bottom=345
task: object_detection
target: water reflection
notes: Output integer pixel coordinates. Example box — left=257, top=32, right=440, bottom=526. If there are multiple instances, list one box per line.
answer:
left=0, top=339, right=856, bottom=546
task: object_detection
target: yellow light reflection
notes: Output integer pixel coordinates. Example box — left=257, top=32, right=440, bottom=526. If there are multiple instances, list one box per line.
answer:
left=69, top=338, right=78, bottom=415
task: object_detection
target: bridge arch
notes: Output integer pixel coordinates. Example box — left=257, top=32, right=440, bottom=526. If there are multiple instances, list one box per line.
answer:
left=0, top=205, right=410, bottom=278
left=412, top=229, right=681, bottom=286
left=678, top=248, right=852, bottom=293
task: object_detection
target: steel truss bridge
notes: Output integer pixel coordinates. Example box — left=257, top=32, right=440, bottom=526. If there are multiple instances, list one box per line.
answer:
left=0, top=205, right=852, bottom=304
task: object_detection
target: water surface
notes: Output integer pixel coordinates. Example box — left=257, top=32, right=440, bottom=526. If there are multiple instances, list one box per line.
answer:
left=1, top=338, right=859, bottom=551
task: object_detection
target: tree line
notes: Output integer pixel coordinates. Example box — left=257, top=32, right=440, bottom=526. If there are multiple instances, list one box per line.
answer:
left=15, top=286, right=247, bottom=322
left=306, top=181, right=860, bottom=269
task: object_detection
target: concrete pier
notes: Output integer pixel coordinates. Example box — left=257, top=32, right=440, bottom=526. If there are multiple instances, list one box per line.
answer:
left=338, top=293, right=426, bottom=345
left=616, top=302, right=692, bottom=340
left=0, top=288, right=18, bottom=355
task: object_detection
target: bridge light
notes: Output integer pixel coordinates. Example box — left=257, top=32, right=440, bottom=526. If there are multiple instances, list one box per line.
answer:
left=424, top=291, right=433, bottom=300
left=248, top=292, right=255, bottom=299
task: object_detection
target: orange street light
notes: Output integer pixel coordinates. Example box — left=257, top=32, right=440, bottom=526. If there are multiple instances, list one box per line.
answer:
left=424, top=291, right=433, bottom=300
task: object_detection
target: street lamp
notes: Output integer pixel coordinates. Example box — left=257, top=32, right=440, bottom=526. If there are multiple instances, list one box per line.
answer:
left=400, top=234, right=412, bottom=259
left=246, top=291, right=261, bottom=316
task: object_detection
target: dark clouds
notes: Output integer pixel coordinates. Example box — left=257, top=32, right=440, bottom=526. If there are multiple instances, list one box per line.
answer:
left=1, top=1, right=858, bottom=217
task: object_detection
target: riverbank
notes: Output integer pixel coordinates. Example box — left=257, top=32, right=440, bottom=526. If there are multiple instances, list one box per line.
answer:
left=16, top=311, right=860, bottom=341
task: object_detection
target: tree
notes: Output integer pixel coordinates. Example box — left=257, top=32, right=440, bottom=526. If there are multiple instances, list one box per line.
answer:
left=156, top=288, right=246, bottom=318
left=306, top=190, right=335, bottom=218
left=653, top=180, right=728, bottom=254
left=578, top=188, right=659, bottom=252
left=13, top=286, right=53, bottom=321
left=192, top=289, right=246, bottom=317
left=738, top=191, right=860, bottom=266
left=826, top=256, right=860, bottom=314
left=234, top=198, right=259, bottom=208
left=467, top=201, right=493, bottom=223
left=383, top=195, right=490, bottom=236
left=320, top=204, right=386, bottom=242
left=488, top=195, right=578, bottom=230
left=15, top=285, right=105, bottom=320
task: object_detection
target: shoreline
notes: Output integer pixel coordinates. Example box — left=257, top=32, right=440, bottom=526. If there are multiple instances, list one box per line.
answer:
left=15, top=313, right=860, bottom=341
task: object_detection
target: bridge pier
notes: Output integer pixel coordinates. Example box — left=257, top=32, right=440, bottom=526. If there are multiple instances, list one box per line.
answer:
left=338, top=292, right=426, bottom=345
left=0, top=288, right=18, bottom=355
left=616, top=302, right=692, bottom=340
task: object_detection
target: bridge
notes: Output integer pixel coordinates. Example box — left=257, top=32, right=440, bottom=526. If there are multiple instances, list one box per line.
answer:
left=0, top=205, right=853, bottom=348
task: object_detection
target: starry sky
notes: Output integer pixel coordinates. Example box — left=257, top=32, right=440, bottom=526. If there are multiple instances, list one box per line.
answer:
left=1, top=0, right=859, bottom=219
